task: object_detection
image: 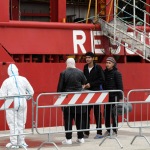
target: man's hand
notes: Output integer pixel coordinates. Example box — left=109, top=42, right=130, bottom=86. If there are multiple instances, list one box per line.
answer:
left=84, top=83, right=91, bottom=89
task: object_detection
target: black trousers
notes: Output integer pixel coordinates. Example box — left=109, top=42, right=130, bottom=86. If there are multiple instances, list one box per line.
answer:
left=104, top=104, right=118, bottom=133
left=84, top=105, right=102, bottom=135
left=63, top=108, right=84, bottom=139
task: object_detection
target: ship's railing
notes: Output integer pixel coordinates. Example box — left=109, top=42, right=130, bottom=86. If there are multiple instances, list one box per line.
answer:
left=97, top=0, right=150, bottom=61
left=116, top=0, right=150, bottom=26
left=127, top=89, right=150, bottom=145
left=98, top=17, right=150, bottom=61
left=115, top=0, right=150, bottom=59
left=0, top=94, right=34, bottom=150
left=35, top=90, right=124, bottom=149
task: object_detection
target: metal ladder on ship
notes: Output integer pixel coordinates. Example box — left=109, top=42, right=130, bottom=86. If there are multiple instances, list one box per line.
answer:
left=96, top=0, right=150, bottom=62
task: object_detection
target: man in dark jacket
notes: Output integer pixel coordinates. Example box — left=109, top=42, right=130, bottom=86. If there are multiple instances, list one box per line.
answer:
left=57, top=58, right=87, bottom=145
left=83, top=52, right=105, bottom=139
left=104, top=57, right=123, bottom=136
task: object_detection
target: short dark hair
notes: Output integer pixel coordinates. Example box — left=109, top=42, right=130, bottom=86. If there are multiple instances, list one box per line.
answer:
left=85, top=52, right=94, bottom=58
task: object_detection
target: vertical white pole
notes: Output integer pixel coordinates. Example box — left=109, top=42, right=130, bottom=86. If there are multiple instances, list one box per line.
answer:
left=114, top=0, right=116, bottom=42
left=143, top=11, right=146, bottom=59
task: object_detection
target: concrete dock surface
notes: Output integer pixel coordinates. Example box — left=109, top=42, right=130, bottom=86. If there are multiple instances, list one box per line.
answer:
left=0, top=122, right=150, bottom=150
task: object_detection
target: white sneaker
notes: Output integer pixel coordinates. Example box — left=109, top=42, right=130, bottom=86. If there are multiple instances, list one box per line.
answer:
left=6, top=143, right=19, bottom=149
left=76, top=138, right=85, bottom=144
left=62, top=139, right=72, bottom=145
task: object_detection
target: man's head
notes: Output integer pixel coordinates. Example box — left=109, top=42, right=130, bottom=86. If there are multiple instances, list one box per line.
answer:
left=106, top=57, right=116, bottom=70
left=85, top=52, right=94, bottom=65
left=66, top=58, right=76, bottom=68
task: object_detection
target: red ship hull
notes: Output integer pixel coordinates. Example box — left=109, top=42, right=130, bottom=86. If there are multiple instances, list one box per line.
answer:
left=0, top=0, right=150, bottom=130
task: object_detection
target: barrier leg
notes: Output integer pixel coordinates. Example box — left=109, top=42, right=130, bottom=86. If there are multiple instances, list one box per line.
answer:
left=38, top=134, right=59, bottom=150
left=130, top=135, right=138, bottom=145
left=131, top=135, right=150, bottom=146
left=131, top=128, right=150, bottom=145
left=113, top=137, right=123, bottom=148
left=143, top=136, right=150, bottom=146
left=99, top=136, right=108, bottom=146
left=99, top=133, right=123, bottom=148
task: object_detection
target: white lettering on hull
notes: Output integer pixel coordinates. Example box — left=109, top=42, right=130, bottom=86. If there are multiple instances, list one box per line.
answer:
left=91, top=30, right=104, bottom=54
left=73, top=30, right=86, bottom=54
left=73, top=30, right=150, bottom=55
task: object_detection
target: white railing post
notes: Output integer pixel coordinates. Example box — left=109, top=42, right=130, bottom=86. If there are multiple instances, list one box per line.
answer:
left=143, top=11, right=146, bottom=59
left=133, top=0, right=136, bottom=37
left=114, top=0, right=117, bottom=43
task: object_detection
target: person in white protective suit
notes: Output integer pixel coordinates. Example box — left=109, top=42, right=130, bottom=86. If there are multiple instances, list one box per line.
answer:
left=0, top=64, right=34, bottom=149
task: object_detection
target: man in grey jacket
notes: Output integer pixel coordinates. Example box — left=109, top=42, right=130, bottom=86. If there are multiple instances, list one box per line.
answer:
left=57, top=58, right=87, bottom=145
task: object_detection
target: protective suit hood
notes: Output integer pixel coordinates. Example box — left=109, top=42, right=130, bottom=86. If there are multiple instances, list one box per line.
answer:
left=8, top=64, right=19, bottom=77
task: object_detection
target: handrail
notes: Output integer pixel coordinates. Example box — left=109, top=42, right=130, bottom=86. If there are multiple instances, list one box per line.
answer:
left=98, top=17, right=150, bottom=61
left=107, top=0, right=114, bottom=22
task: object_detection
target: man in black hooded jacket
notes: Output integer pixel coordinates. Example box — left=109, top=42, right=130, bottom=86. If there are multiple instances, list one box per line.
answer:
left=83, top=52, right=105, bottom=139
left=103, top=57, right=123, bottom=136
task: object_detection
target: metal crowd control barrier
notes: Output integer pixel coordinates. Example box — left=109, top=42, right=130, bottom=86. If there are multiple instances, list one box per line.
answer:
left=35, top=90, right=124, bottom=149
left=99, top=90, right=124, bottom=148
left=0, top=94, right=34, bottom=150
left=127, top=89, right=150, bottom=145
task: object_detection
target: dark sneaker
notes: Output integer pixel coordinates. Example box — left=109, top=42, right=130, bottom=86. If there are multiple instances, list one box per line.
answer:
left=94, top=134, right=103, bottom=139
